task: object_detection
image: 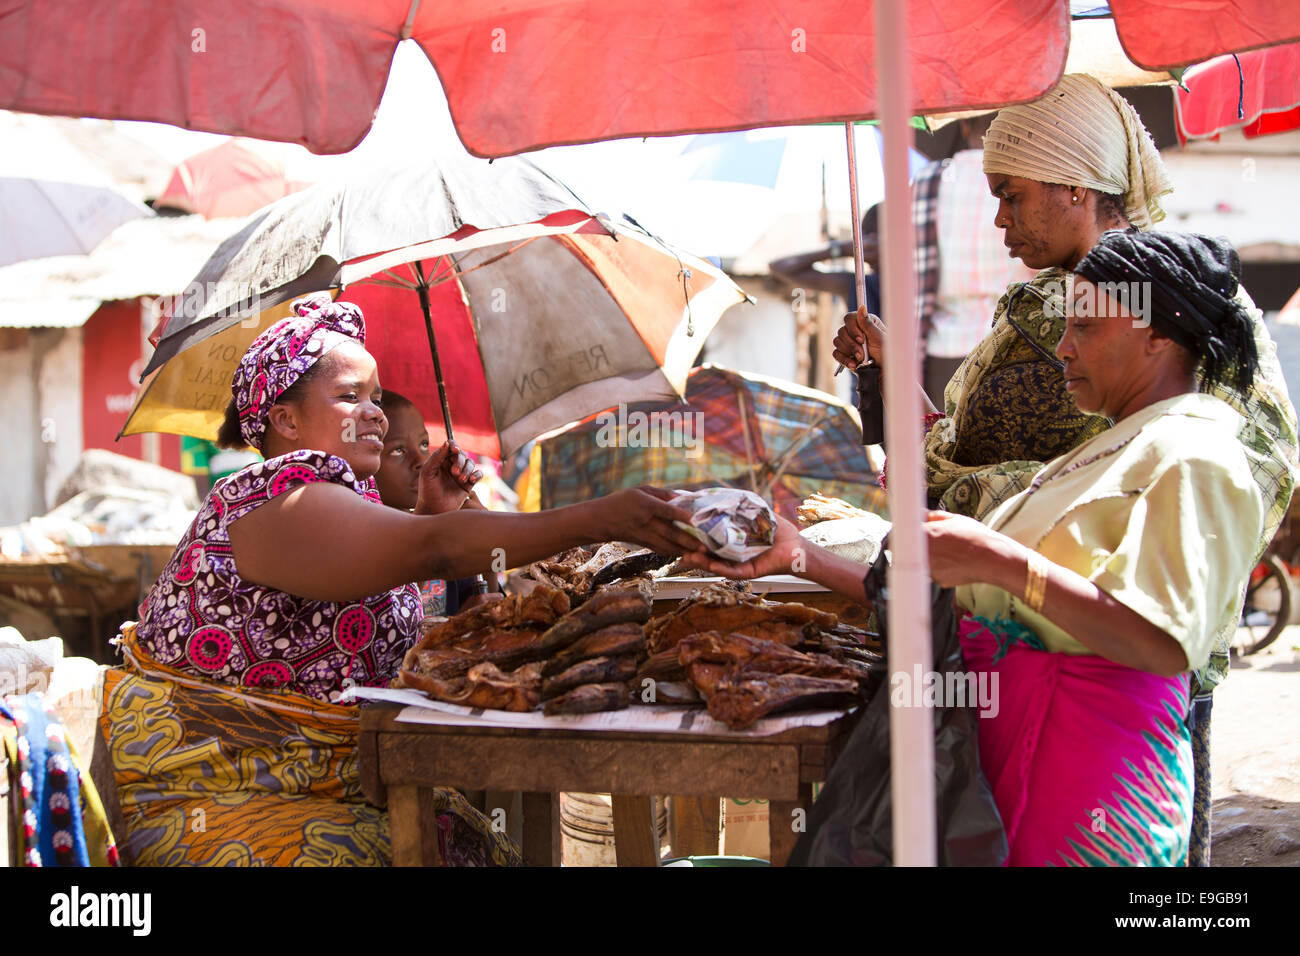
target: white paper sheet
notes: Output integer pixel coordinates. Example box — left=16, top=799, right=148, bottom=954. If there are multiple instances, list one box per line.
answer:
left=345, top=686, right=853, bottom=737
left=652, top=574, right=828, bottom=601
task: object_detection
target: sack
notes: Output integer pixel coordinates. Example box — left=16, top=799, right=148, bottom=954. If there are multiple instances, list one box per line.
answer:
left=788, top=550, right=1007, bottom=865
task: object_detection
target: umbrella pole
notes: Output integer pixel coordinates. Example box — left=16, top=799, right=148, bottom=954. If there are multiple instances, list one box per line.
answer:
left=413, top=261, right=457, bottom=442
left=874, top=0, right=936, bottom=866
left=413, top=260, right=488, bottom=596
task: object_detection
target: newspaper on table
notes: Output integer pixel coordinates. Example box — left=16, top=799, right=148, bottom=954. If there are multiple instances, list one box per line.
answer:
left=345, top=686, right=853, bottom=738
left=668, top=488, right=776, bottom=562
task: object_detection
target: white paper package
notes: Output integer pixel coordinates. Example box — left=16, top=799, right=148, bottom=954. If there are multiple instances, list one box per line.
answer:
left=667, top=487, right=776, bottom=562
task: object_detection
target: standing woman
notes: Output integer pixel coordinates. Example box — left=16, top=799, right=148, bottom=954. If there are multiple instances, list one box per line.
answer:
left=832, top=74, right=1298, bottom=865
left=101, top=293, right=702, bottom=867
left=698, top=231, right=1268, bottom=865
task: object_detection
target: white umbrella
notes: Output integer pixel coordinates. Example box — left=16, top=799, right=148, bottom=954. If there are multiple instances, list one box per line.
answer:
left=0, top=112, right=151, bottom=267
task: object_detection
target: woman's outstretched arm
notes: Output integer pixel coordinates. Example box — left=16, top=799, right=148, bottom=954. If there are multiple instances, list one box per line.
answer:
left=228, top=483, right=703, bottom=602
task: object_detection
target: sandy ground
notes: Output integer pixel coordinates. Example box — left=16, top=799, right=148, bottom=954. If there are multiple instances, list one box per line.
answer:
left=1209, top=626, right=1300, bottom=866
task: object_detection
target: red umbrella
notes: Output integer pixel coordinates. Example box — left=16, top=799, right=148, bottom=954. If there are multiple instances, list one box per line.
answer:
left=1, top=2, right=1296, bottom=156
left=1175, top=43, right=1300, bottom=141
left=155, top=138, right=312, bottom=219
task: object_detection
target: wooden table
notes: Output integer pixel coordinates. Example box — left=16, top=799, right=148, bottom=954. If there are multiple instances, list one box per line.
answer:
left=358, top=702, right=860, bottom=866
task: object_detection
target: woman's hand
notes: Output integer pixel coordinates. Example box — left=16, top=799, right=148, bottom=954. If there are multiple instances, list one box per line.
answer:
left=415, top=441, right=480, bottom=515
left=923, top=510, right=1023, bottom=589
left=832, top=304, right=885, bottom=370
left=675, top=513, right=805, bottom=580
left=591, top=486, right=711, bottom=557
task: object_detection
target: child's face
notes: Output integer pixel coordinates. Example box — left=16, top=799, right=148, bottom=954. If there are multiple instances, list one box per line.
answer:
left=375, top=402, right=430, bottom=510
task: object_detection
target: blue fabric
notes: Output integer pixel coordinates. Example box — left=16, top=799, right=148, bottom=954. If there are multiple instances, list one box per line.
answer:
left=4, top=693, right=89, bottom=866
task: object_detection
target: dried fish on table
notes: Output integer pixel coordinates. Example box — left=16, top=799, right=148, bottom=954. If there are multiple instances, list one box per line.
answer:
left=542, top=682, right=631, bottom=715
left=398, top=661, right=544, bottom=712
left=705, top=673, right=862, bottom=730
left=517, top=543, right=671, bottom=603
left=416, top=585, right=570, bottom=647
left=587, top=547, right=674, bottom=589
left=635, top=646, right=687, bottom=684
left=541, top=655, right=639, bottom=700
left=402, top=625, right=548, bottom=679
left=677, top=632, right=869, bottom=688
left=541, top=622, right=645, bottom=676
left=646, top=583, right=837, bottom=654
left=536, top=579, right=653, bottom=657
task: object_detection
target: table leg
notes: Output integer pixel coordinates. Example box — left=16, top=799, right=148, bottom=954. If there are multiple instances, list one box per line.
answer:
left=670, top=795, right=721, bottom=858
left=611, top=794, right=659, bottom=867
left=521, top=791, right=561, bottom=867
left=389, top=785, right=443, bottom=867
left=768, top=781, right=814, bottom=867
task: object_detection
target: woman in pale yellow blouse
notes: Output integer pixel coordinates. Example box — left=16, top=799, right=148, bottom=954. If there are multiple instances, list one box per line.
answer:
left=690, top=230, right=1270, bottom=865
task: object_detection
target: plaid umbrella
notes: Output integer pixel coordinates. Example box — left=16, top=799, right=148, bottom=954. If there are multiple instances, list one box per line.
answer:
left=538, top=364, right=885, bottom=521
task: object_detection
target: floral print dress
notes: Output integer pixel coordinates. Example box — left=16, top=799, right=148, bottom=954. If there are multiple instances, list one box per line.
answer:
left=135, top=450, right=421, bottom=704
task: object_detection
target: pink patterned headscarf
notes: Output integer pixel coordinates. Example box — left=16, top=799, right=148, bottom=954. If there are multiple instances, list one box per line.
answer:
left=231, top=293, right=366, bottom=450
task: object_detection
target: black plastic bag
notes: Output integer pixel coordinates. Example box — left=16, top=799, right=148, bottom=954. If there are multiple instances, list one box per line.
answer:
left=788, top=550, right=1008, bottom=865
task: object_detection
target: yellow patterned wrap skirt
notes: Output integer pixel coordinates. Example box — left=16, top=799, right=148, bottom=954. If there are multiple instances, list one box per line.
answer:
left=100, top=624, right=520, bottom=867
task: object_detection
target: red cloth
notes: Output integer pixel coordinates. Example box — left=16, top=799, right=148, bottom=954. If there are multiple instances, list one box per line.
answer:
left=1176, top=42, right=1300, bottom=140
left=959, top=618, right=1194, bottom=866
left=2, top=2, right=1297, bottom=156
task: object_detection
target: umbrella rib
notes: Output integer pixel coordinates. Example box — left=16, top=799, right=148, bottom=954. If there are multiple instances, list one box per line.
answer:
left=733, top=385, right=761, bottom=495
left=760, top=410, right=832, bottom=499
left=428, top=237, right=547, bottom=288
left=363, top=277, right=420, bottom=291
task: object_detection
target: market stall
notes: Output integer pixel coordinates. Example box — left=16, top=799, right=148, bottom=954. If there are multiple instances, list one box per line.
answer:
left=353, top=502, right=886, bottom=864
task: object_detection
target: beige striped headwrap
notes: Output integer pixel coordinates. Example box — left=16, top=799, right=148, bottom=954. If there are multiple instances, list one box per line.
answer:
left=982, top=73, right=1173, bottom=229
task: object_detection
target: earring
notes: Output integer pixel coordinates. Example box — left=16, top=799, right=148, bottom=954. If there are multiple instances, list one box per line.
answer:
left=1071, top=195, right=1080, bottom=204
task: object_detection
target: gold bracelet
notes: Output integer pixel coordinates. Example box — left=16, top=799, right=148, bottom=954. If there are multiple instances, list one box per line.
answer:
left=1024, top=551, right=1049, bottom=613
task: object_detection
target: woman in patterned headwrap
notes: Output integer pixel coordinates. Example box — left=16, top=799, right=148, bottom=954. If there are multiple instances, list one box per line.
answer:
left=831, top=74, right=1297, bottom=865
left=100, top=293, right=704, bottom=867
left=701, top=231, right=1270, bottom=866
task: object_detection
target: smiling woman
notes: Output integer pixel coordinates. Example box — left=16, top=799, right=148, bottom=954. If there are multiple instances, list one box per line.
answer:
left=100, top=293, right=706, bottom=867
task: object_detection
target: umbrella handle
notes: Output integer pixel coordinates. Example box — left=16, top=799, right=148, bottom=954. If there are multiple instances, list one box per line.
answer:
left=834, top=122, right=875, bottom=379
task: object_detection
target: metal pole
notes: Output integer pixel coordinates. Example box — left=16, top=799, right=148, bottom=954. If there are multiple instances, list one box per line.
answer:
left=874, top=0, right=936, bottom=866
left=844, top=122, right=868, bottom=316
left=413, top=260, right=456, bottom=441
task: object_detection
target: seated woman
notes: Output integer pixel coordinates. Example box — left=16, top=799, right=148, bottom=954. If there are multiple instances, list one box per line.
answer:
left=373, top=388, right=501, bottom=616
left=689, top=231, right=1267, bottom=866
left=101, top=293, right=701, bottom=867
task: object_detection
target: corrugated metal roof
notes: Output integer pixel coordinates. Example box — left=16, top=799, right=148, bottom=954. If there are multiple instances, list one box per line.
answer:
left=0, top=214, right=242, bottom=327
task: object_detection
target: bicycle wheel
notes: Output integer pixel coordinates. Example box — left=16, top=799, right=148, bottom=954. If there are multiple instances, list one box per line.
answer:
left=1235, top=554, right=1292, bottom=656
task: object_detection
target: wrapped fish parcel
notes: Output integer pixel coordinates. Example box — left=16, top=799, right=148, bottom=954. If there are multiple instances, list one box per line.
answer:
left=667, top=488, right=776, bottom=562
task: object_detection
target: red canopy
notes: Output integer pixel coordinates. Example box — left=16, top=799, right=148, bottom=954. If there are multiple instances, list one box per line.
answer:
left=155, top=139, right=311, bottom=219
left=2, top=1, right=1296, bottom=157
left=1175, top=42, right=1300, bottom=141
